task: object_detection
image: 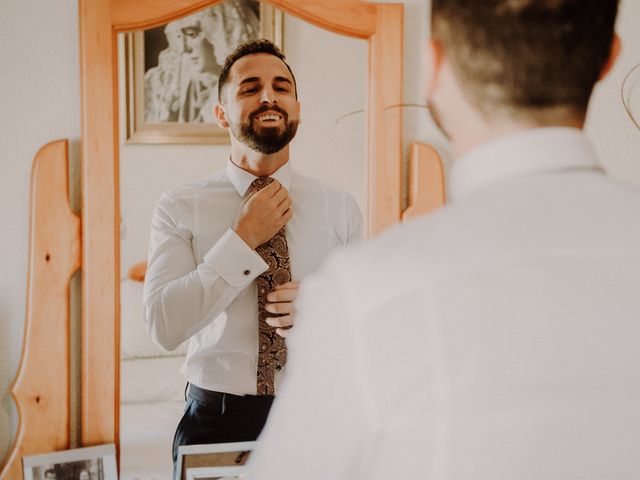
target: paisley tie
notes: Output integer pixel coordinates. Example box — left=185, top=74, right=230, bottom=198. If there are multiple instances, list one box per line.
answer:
left=252, top=177, right=291, bottom=396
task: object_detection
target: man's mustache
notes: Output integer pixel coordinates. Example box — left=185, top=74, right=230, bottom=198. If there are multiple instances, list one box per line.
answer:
left=249, top=105, right=288, bottom=122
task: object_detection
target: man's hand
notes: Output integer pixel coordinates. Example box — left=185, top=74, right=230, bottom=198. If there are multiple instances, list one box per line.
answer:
left=265, top=281, right=299, bottom=338
left=233, top=180, right=293, bottom=249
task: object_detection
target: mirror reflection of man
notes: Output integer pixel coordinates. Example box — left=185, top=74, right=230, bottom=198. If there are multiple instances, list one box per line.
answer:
left=143, top=39, right=363, bottom=467
left=247, top=1, right=640, bottom=479
left=43, top=469, right=56, bottom=480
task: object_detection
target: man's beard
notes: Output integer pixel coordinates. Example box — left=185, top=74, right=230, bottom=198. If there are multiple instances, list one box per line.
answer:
left=232, top=105, right=299, bottom=154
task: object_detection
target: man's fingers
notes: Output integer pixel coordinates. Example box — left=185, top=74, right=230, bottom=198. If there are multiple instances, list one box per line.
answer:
left=271, top=187, right=288, bottom=207
left=266, top=315, right=294, bottom=329
left=278, top=197, right=292, bottom=215
left=265, top=179, right=281, bottom=193
left=265, top=301, right=296, bottom=315
left=275, top=328, right=291, bottom=338
left=277, top=190, right=291, bottom=207
left=267, top=286, right=298, bottom=303
left=274, top=281, right=299, bottom=290
left=282, top=208, right=293, bottom=223
left=252, top=179, right=281, bottom=197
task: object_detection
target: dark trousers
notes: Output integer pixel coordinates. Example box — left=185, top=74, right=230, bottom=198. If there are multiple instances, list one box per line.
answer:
left=172, top=384, right=275, bottom=465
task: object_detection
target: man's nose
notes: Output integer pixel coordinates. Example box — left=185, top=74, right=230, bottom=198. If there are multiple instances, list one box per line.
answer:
left=259, top=87, right=277, bottom=104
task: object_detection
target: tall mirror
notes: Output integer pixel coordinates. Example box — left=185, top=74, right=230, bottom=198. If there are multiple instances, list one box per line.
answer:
left=74, top=1, right=401, bottom=478
left=116, top=2, right=367, bottom=478
left=0, top=1, right=401, bottom=478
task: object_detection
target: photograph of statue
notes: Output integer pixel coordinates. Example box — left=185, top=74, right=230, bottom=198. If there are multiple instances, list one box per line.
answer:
left=143, top=0, right=261, bottom=124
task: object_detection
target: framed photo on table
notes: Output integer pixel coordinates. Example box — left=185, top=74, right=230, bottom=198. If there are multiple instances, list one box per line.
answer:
left=124, top=0, right=284, bottom=145
left=22, top=444, right=117, bottom=480
left=176, top=441, right=256, bottom=480
left=186, top=465, right=246, bottom=480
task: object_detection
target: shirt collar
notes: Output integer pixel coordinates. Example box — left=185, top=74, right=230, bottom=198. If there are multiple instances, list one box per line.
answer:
left=449, top=127, right=602, bottom=201
left=226, top=158, right=293, bottom=196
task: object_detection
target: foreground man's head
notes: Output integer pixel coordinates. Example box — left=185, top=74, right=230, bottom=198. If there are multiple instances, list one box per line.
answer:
left=426, top=0, right=620, bottom=154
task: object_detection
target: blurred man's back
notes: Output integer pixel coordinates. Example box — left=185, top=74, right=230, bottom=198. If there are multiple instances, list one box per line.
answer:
left=247, top=1, right=640, bottom=478
left=330, top=128, right=640, bottom=478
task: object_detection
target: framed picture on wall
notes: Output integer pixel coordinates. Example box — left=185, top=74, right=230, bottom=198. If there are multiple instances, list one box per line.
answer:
left=124, top=0, right=283, bottom=145
left=22, top=444, right=117, bottom=480
left=176, top=441, right=255, bottom=480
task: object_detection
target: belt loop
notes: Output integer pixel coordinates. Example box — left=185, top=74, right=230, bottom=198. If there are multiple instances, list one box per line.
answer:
left=184, top=382, right=190, bottom=402
left=221, top=393, right=227, bottom=415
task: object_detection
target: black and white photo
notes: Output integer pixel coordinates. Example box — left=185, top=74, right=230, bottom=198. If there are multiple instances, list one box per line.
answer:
left=125, top=0, right=282, bottom=144
left=22, top=444, right=117, bottom=480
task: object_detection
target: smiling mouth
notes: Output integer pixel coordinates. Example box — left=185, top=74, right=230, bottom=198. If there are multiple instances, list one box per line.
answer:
left=255, top=113, right=283, bottom=123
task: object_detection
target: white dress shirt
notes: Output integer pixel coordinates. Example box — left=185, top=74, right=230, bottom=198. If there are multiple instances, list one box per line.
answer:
left=247, top=128, right=640, bottom=479
left=143, top=160, right=363, bottom=395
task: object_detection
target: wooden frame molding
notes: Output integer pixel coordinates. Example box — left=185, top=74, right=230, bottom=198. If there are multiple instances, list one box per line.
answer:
left=402, top=141, right=446, bottom=220
left=0, top=140, right=81, bottom=480
left=78, top=0, right=403, bottom=448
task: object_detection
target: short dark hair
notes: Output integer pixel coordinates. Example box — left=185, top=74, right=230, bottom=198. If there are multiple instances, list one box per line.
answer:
left=217, top=39, right=298, bottom=102
left=431, top=0, right=619, bottom=121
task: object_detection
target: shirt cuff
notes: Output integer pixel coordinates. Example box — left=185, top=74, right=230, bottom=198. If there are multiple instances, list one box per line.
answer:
left=200, top=229, right=268, bottom=288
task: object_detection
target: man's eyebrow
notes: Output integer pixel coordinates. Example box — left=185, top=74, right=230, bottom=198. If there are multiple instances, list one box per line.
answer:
left=273, top=76, right=293, bottom=85
left=239, top=76, right=261, bottom=86
left=239, top=76, right=293, bottom=86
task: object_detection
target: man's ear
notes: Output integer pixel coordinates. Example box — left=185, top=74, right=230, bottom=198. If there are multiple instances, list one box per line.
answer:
left=214, top=104, right=230, bottom=128
left=599, top=33, right=621, bottom=81
left=425, top=38, right=445, bottom=100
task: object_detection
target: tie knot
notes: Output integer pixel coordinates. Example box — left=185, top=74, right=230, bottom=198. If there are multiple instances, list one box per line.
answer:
left=252, top=177, right=274, bottom=191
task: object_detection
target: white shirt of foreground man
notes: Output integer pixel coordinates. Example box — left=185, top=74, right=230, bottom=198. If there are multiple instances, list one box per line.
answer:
left=144, top=159, right=362, bottom=394
left=248, top=128, right=640, bottom=479
left=247, top=1, right=640, bottom=478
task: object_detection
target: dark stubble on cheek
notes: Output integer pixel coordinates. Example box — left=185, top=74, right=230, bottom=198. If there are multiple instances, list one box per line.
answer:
left=233, top=107, right=299, bottom=155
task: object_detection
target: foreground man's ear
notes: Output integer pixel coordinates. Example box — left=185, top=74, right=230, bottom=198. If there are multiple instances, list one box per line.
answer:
left=424, top=38, right=445, bottom=100
left=599, top=33, right=621, bottom=81
left=214, top=104, right=230, bottom=128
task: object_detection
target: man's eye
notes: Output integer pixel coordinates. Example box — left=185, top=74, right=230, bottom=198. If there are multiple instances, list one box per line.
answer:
left=242, top=88, right=257, bottom=94
left=275, top=87, right=289, bottom=92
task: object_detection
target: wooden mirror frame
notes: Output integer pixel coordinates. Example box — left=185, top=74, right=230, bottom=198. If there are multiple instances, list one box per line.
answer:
left=79, top=0, right=403, bottom=447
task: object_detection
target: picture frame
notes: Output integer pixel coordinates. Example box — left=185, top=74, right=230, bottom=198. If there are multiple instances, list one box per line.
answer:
left=185, top=465, right=246, bottom=480
left=22, top=444, right=117, bottom=480
left=176, top=441, right=255, bottom=480
left=124, top=1, right=284, bottom=145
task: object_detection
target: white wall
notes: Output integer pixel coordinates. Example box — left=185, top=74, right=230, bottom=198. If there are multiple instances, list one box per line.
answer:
left=586, top=1, right=640, bottom=184
left=2, top=0, right=640, bottom=460
left=0, top=0, right=81, bottom=456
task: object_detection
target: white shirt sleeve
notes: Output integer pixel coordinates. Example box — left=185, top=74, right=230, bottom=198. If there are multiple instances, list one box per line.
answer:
left=143, top=193, right=268, bottom=351
left=246, top=255, right=368, bottom=479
